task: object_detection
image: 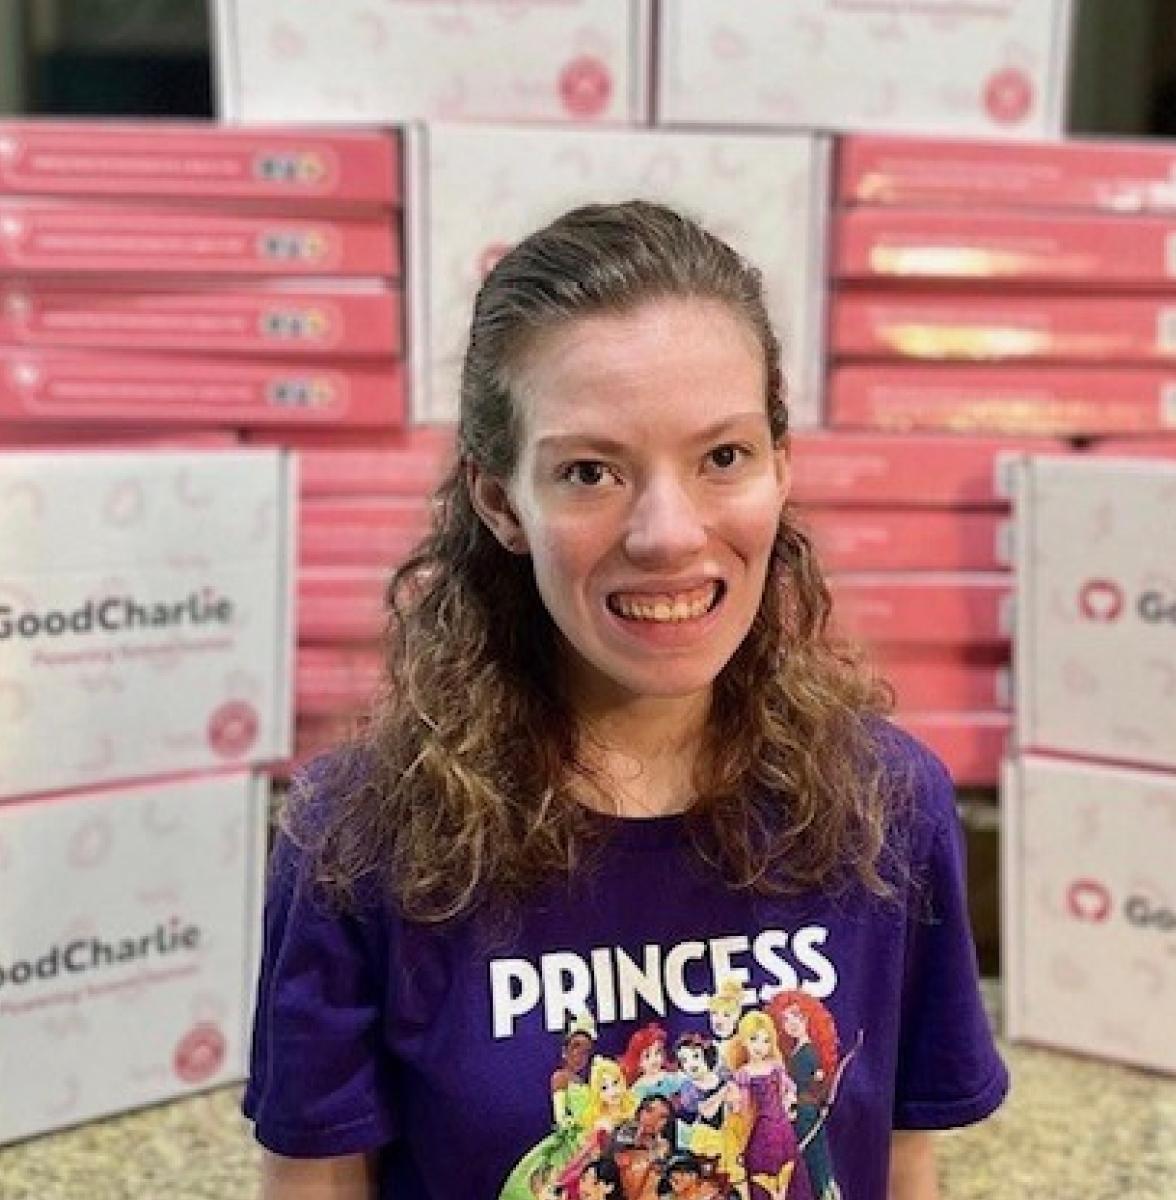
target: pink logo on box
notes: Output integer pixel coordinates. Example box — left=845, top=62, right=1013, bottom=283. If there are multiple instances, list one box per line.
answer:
left=558, top=56, right=612, bottom=119
left=1067, top=877, right=1113, bottom=923
left=173, top=1022, right=226, bottom=1084
left=984, top=67, right=1033, bottom=125
left=1079, top=579, right=1125, bottom=622
left=207, top=700, right=259, bottom=759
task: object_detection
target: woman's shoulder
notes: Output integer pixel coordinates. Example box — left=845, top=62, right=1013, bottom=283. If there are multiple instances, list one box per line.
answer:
left=860, top=714, right=960, bottom=849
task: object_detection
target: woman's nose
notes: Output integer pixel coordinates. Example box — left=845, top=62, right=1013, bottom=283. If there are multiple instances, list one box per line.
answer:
left=623, top=477, right=708, bottom=562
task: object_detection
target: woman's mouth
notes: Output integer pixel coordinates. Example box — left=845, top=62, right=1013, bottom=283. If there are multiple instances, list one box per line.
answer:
left=606, top=581, right=724, bottom=623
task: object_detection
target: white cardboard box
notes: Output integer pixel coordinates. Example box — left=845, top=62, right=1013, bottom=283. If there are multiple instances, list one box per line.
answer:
left=0, top=451, right=295, bottom=800
left=214, top=0, right=652, bottom=125
left=1014, top=456, right=1176, bottom=773
left=1002, top=755, right=1176, bottom=1076
left=408, top=123, right=830, bottom=427
left=0, top=771, right=269, bottom=1143
left=656, top=0, right=1072, bottom=138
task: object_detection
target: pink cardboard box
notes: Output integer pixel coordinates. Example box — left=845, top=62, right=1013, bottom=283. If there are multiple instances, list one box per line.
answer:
left=298, top=568, right=387, bottom=643
left=788, top=432, right=1069, bottom=508
left=897, top=712, right=1009, bottom=787
left=246, top=427, right=455, bottom=497
left=1003, top=755, right=1176, bottom=1075
left=0, top=429, right=237, bottom=448
left=0, top=281, right=402, bottom=357
left=0, top=122, right=399, bottom=206
left=831, top=572, right=1013, bottom=647
left=1013, top=456, right=1176, bottom=773
left=831, top=291, right=1176, bottom=365
left=655, top=1, right=1071, bottom=138
left=874, top=646, right=1011, bottom=713
left=839, top=133, right=1176, bottom=213
left=0, top=350, right=405, bottom=430
left=296, top=644, right=382, bottom=717
left=215, top=0, right=653, bottom=126
left=803, top=508, right=1010, bottom=572
left=0, top=770, right=269, bottom=1143
left=299, top=497, right=431, bottom=567
left=828, top=365, right=1176, bottom=436
left=0, top=200, right=399, bottom=277
left=835, top=208, right=1176, bottom=286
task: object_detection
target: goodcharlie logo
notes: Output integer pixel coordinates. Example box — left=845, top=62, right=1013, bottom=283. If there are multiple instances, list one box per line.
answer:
left=1066, top=878, right=1176, bottom=935
left=0, top=587, right=232, bottom=642
left=1078, top=578, right=1176, bottom=626
left=0, top=917, right=201, bottom=989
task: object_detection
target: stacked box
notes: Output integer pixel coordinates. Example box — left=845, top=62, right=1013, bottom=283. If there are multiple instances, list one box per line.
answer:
left=214, top=0, right=653, bottom=126
left=407, top=124, right=831, bottom=428
left=0, top=771, right=269, bottom=1144
left=0, top=449, right=293, bottom=1139
left=654, top=1, right=1072, bottom=139
left=792, top=432, right=1066, bottom=786
left=247, top=427, right=456, bottom=772
left=831, top=133, right=1176, bottom=437
left=1004, top=457, right=1176, bottom=1075
left=0, top=121, right=404, bottom=434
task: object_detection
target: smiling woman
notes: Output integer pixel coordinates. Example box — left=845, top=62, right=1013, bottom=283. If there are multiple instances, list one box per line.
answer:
left=243, top=201, right=1006, bottom=1200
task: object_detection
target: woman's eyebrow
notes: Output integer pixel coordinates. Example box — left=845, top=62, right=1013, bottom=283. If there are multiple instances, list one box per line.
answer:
left=534, top=414, right=769, bottom=458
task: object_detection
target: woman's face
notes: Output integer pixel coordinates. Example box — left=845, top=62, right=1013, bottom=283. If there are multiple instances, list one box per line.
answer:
left=565, top=1032, right=594, bottom=1073
left=639, top=1041, right=665, bottom=1075
left=782, top=1004, right=807, bottom=1040
left=678, top=1045, right=706, bottom=1080
left=748, top=1026, right=774, bottom=1061
left=476, top=297, right=788, bottom=717
left=599, top=1070, right=624, bottom=1107
left=710, top=1006, right=738, bottom=1040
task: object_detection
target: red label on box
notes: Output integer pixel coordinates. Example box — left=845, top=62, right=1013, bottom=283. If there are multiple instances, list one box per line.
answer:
left=298, top=568, right=387, bottom=643
left=0, top=122, right=399, bottom=205
left=829, top=365, right=1176, bottom=436
left=835, top=208, right=1176, bottom=286
left=804, top=508, right=1008, bottom=571
left=0, top=282, right=401, bottom=356
left=300, top=497, right=431, bottom=566
left=832, top=573, right=1012, bottom=646
left=832, top=291, right=1176, bottom=365
left=839, top=134, right=1176, bottom=213
left=0, top=350, right=405, bottom=429
left=0, top=201, right=399, bottom=277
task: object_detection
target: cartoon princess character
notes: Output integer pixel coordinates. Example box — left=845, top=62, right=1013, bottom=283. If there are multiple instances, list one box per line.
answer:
left=674, top=1032, right=741, bottom=1174
left=552, top=1011, right=598, bottom=1127
left=730, top=1011, right=814, bottom=1200
left=609, top=1093, right=676, bottom=1200
left=707, top=978, right=745, bottom=1071
left=620, top=1022, right=685, bottom=1102
left=767, top=993, right=850, bottom=1200
left=581, top=1055, right=637, bottom=1137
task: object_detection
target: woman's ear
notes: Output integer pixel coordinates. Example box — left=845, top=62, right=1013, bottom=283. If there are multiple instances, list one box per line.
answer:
left=466, top=458, right=530, bottom=554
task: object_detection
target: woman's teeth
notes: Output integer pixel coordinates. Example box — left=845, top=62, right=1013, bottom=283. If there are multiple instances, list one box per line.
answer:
left=609, top=584, right=719, bottom=623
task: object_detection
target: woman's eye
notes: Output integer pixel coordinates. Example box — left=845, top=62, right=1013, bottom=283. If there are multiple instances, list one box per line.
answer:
left=707, top=444, right=747, bottom=470
left=561, top=460, right=613, bottom=486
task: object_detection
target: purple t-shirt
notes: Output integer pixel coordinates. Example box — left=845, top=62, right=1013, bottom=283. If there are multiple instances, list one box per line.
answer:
left=244, top=722, right=1007, bottom=1198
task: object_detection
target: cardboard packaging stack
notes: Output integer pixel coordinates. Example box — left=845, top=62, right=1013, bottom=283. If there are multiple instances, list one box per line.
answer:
left=1004, top=456, right=1176, bottom=1076
left=0, top=449, right=294, bottom=1141
left=654, top=0, right=1073, bottom=140
left=0, top=121, right=405, bottom=434
left=831, top=133, right=1176, bottom=437
left=214, top=0, right=654, bottom=126
left=245, top=427, right=454, bottom=771
left=790, top=431, right=1071, bottom=785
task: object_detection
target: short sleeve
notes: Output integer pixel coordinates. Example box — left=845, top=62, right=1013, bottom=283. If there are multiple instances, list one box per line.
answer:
left=892, top=748, right=1009, bottom=1130
left=242, top=820, right=399, bottom=1157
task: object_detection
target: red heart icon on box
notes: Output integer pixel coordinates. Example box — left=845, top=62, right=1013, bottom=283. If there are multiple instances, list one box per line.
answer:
left=1079, top=579, right=1124, bottom=622
left=1067, top=878, right=1112, bottom=923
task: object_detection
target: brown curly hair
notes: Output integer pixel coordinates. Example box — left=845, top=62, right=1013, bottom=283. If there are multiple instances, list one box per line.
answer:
left=288, top=200, right=899, bottom=922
